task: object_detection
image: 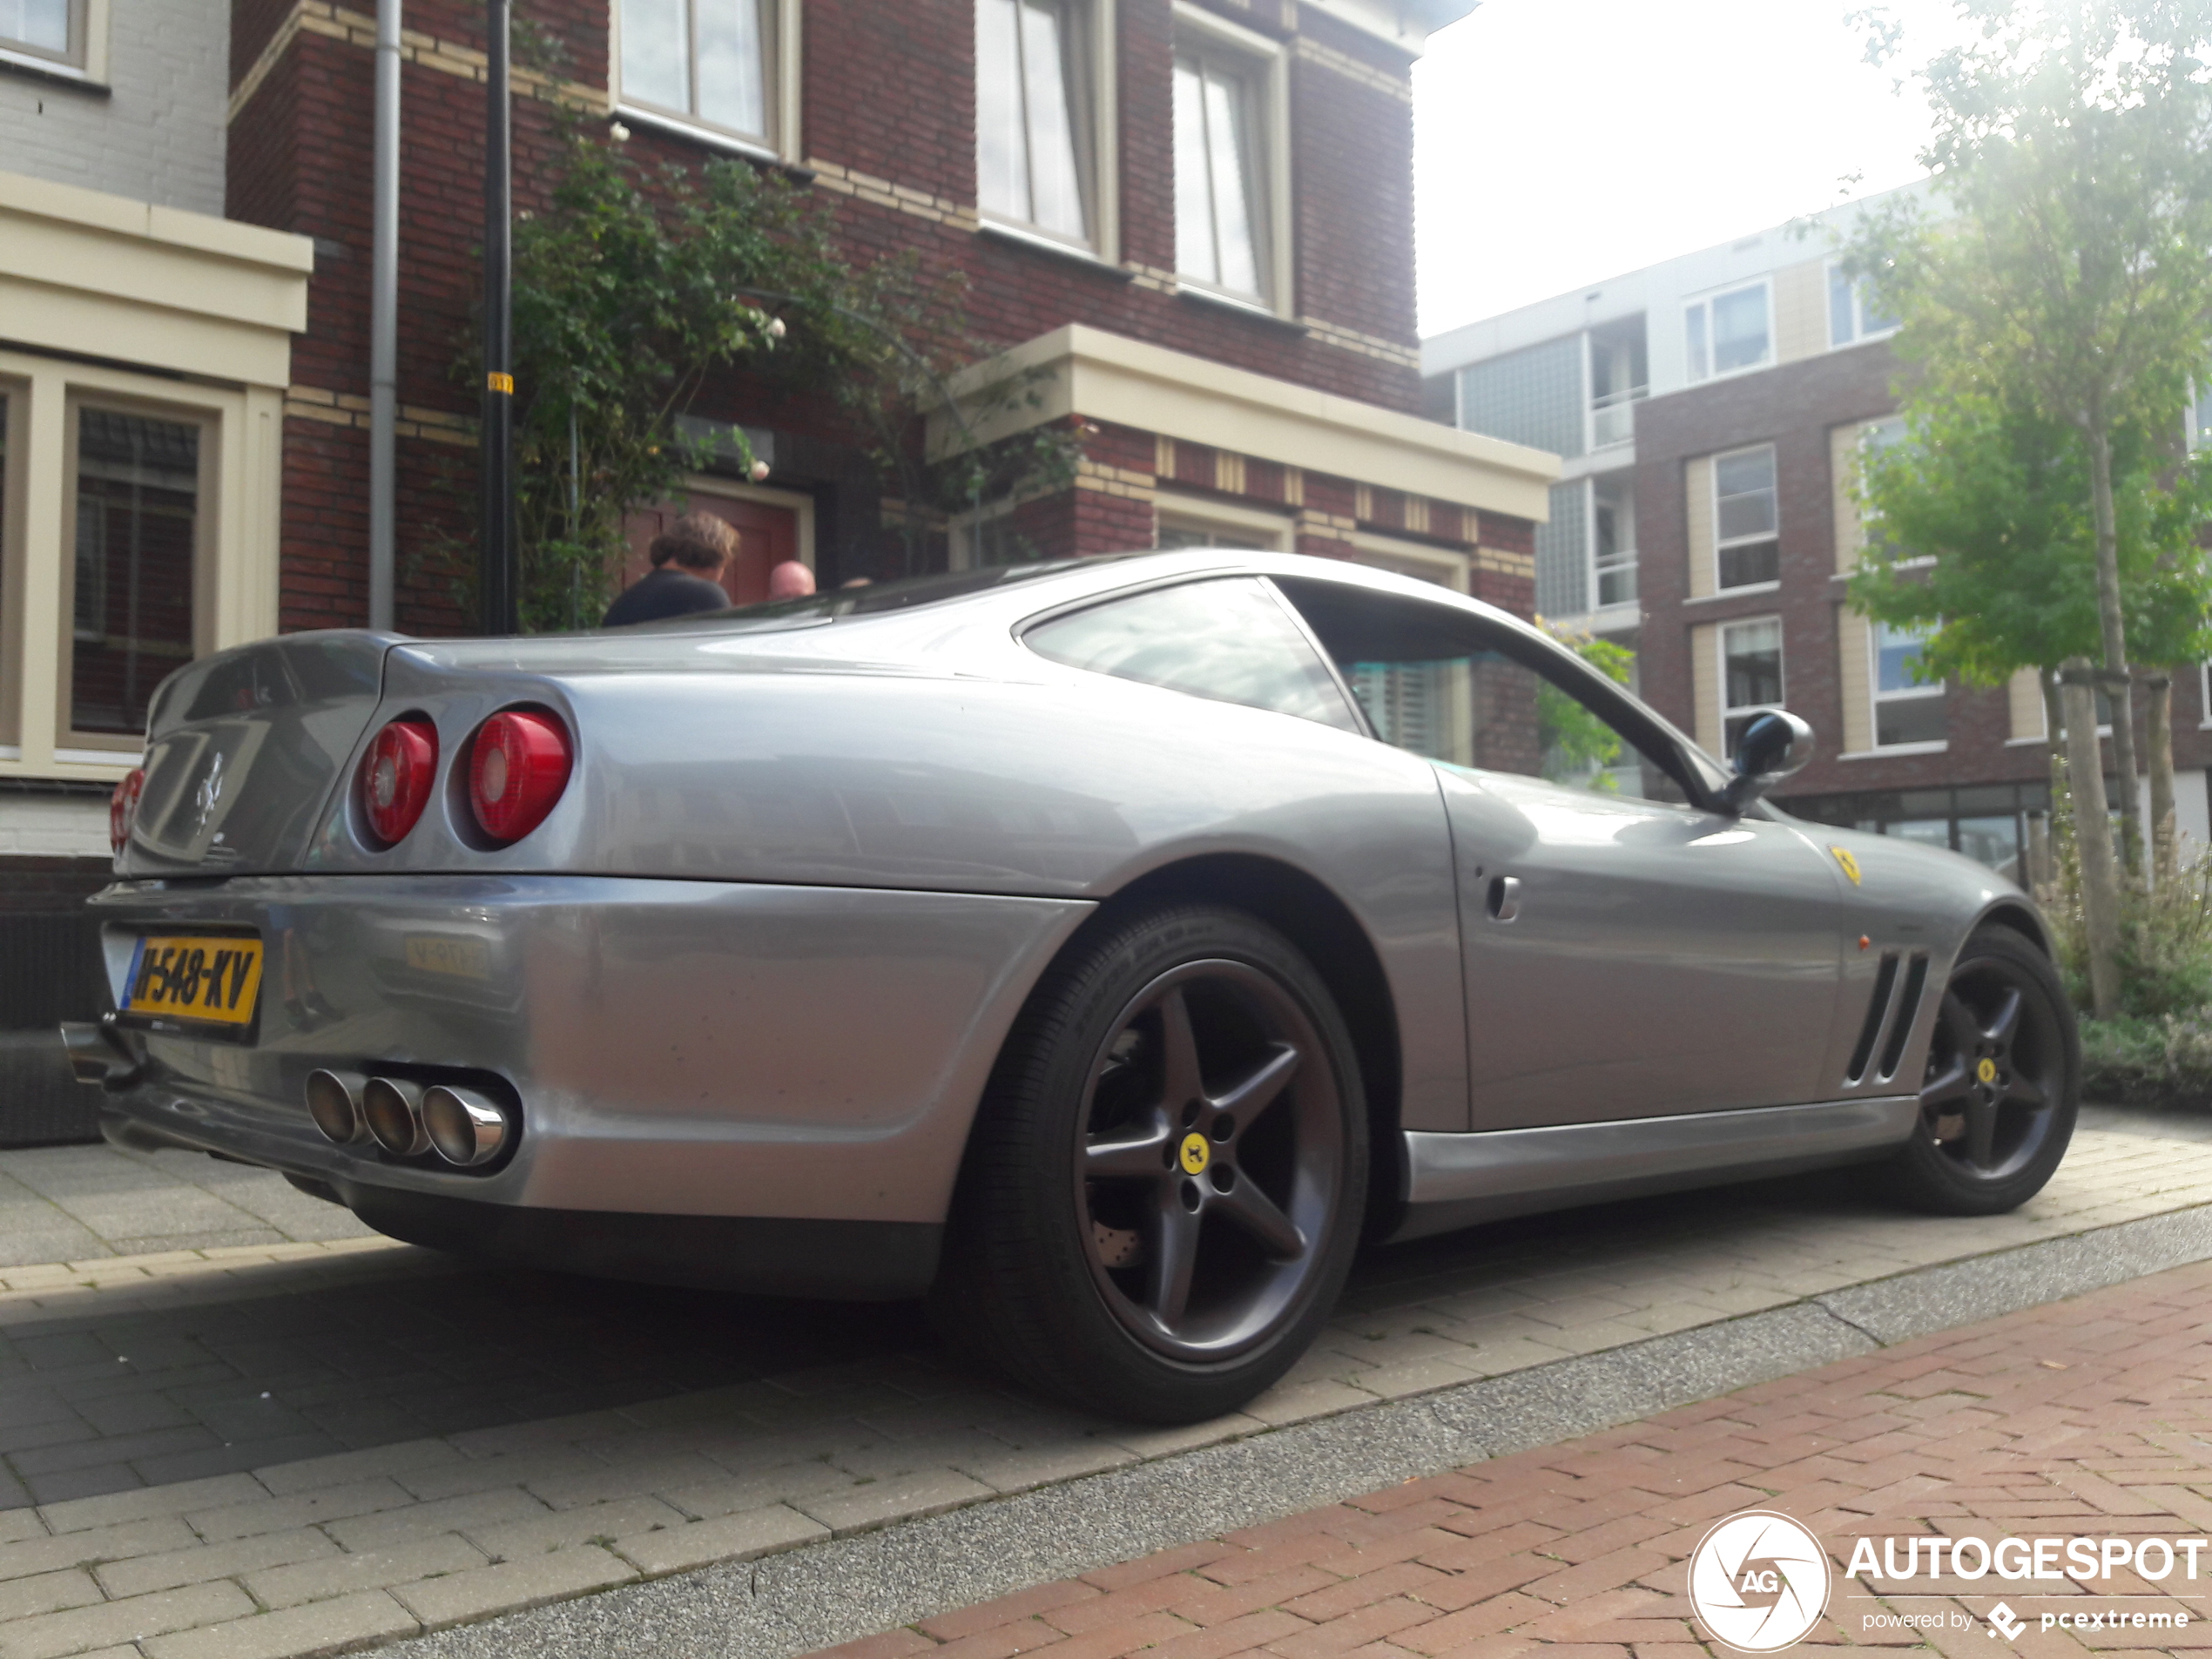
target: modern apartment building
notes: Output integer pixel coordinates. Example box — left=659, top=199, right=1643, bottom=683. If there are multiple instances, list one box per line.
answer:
left=1422, top=189, right=2212, bottom=880
left=0, top=0, right=314, bottom=1129
left=227, top=0, right=1554, bottom=637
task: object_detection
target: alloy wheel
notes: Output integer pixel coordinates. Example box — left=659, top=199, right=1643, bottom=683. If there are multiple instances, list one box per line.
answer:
left=1073, top=959, right=1345, bottom=1363
left=1919, top=953, right=2061, bottom=1181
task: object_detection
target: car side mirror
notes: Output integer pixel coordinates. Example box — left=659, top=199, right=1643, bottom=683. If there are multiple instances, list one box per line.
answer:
left=1718, top=710, right=1814, bottom=813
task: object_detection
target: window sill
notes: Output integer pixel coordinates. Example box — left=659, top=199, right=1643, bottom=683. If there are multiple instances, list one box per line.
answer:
left=1839, top=742, right=1950, bottom=759
left=611, top=105, right=810, bottom=179
left=1685, top=356, right=1776, bottom=388
left=0, top=49, right=105, bottom=91
left=1686, top=583, right=1780, bottom=604
left=1176, top=282, right=1300, bottom=330
left=977, top=216, right=1129, bottom=276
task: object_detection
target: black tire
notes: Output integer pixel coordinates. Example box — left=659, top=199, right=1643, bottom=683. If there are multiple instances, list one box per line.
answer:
left=1885, top=924, right=2079, bottom=1216
left=934, top=904, right=1368, bottom=1423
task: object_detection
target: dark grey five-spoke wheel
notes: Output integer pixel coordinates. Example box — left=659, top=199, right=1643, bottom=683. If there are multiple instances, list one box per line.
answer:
left=1889, top=925, right=2078, bottom=1215
left=937, top=905, right=1367, bottom=1423
left=1076, top=961, right=1343, bottom=1362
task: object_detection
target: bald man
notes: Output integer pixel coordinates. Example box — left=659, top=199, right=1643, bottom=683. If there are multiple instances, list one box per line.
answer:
left=767, top=560, right=816, bottom=599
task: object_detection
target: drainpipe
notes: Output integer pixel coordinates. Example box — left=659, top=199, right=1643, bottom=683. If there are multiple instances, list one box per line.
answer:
left=368, top=0, right=401, bottom=631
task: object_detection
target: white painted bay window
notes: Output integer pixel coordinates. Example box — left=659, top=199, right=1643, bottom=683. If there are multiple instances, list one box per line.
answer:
left=1170, top=8, right=1284, bottom=310
left=977, top=0, right=1098, bottom=248
left=618, top=0, right=793, bottom=154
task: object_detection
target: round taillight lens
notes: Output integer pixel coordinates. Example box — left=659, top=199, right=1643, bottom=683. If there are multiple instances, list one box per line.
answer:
left=469, top=710, right=572, bottom=844
left=109, top=768, right=145, bottom=856
left=361, top=718, right=439, bottom=846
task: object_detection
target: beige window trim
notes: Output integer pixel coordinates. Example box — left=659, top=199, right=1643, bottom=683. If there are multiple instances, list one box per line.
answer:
left=1345, top=529, right=1470, bottom=594
left=680, top=472, right=816, bottom=569
left=0, top=381, right=24, bottom=755
left=1156, top=487, right=1291, bottom=552
left=0, top=0, right=104, bottom=78
left=0, top=352, right=279, bottom=783
left=1170, top=0, right=1293, bottom=320
left=975, top=0, right=1120, bottom=264
left=610, top=0, right=801, bottom=163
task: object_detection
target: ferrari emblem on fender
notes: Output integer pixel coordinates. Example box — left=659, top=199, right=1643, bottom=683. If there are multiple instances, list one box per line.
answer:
left=1178, top=1133, right=1211, bottom=1176
left=1829, top=845, right=1862, bottom=886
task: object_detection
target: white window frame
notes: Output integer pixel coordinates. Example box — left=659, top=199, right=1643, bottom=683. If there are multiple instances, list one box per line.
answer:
left=1868, top=619, right=1946, bottom=754
left=1683, top=278, right=1773, bottom=384
left=610, top=0, right=801, bottom=163
left=1711, top=442, right=1779, bottom=595
left=974, top=0, right=1121, bottom=265
left=1170, top=2, right=1291, bottom=320
left=1155, top=489, right=1291, bottom=552
left=1718, top=615, right=1785, bottom=760
left=1588, top=475, right=1635, bottom=611
left=0, top=0, right=105, bottom=79
left=1827, top=262, right=1900, bottom=350
left=2200, top=661, right=2212, bottom=730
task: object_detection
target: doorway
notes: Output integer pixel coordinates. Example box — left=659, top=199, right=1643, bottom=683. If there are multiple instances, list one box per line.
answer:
left=621, top=488, right=806, bottom=606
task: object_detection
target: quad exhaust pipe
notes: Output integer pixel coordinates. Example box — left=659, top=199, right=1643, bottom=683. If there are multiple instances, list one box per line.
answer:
left=306, top=1069, right=513, bottom=1167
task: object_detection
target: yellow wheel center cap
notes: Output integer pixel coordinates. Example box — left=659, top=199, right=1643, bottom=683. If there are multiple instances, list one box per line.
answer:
left=1976, top=1057, right=1999, bottom=1084
left=1178, top=1132, right=1211, bottom=1176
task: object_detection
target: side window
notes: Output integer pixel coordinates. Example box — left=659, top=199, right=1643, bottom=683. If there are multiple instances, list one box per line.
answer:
left=1023, top=577, right=1360, bottom=732
left=1273, top=577, right=1693, bottom=805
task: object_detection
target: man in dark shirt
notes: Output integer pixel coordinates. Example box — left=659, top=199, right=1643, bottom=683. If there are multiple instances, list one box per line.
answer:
left=601, top=513, right=738, bottom=626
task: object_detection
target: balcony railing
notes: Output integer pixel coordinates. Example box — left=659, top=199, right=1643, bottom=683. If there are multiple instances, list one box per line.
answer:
left=1589, top=386, right=1648, bottom=449
left=1594, top=549, right=1637, bottom=608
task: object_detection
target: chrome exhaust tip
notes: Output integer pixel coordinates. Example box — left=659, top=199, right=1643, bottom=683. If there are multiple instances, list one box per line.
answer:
left=304, top=1069, right=371, bottom=1144
left=60, top=1016, right=139, bottom=1087
left=422, top=1084, right=511, bottom=1167
left=361, top=1076, right=430, bottom=1157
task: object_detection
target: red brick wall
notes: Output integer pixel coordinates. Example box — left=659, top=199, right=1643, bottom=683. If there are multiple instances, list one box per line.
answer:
left=228, top=0, right=1516, bottom=633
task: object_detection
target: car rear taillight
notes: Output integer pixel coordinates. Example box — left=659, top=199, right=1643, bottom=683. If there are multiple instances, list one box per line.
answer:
left=468, top=709, right=572, bottom=844
left=361, top=718, right=439, bottom=846
left=109, top=768, right=145, bottom=855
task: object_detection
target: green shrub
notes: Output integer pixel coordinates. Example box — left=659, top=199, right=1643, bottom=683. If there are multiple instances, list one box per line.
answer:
left=2080, top=1012, right=2212, bottom=1109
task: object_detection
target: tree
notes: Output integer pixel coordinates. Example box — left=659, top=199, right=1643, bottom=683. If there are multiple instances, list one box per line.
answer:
left=1847, top=0, right=2212, bottom=1008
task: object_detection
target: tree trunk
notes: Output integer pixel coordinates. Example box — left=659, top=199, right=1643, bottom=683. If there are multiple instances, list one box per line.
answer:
left=2085, top=409, right=2143, bottom=878
left=2037, top=664, right=2066, bottom=889
left=2148, top=671, right=2176, bottom=885
left=2062, top=659, right=2121, bottom=1018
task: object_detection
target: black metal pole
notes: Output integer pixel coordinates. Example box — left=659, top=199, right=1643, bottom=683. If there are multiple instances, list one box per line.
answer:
left=478, top=0, right=517, bottom=634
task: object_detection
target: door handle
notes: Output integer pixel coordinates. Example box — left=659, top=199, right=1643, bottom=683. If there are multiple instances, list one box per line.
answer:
left=1486, top=875, right=1521, bottom=922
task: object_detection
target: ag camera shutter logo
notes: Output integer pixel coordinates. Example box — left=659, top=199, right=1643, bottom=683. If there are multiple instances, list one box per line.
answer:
left=1689, top=1510, right=1831, bottom=1652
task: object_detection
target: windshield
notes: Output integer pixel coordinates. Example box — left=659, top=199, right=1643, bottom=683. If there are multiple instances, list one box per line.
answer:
left=601, top=557, right=1123, bottom=635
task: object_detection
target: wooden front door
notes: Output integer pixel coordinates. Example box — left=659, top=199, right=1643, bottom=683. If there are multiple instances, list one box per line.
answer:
left=621, top=491, right=801, bottom=605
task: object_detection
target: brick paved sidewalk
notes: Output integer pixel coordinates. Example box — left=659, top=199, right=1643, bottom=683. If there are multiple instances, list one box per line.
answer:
left=824, top=1255, right=2212, bottom=1659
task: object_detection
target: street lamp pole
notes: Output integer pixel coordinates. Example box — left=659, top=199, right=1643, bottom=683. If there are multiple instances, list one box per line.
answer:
left=478, top=0, right=517, bottom=635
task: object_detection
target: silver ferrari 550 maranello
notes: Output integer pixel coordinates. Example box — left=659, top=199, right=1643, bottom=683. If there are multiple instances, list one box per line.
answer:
left=66, top=550, right=2077, bottom=1422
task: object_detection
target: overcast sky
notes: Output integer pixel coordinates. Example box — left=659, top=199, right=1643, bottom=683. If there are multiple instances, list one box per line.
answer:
left=1412, top=0, right=1972, bottom=335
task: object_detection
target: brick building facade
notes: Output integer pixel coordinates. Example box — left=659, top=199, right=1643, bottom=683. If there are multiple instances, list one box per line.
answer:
left=226, top=0, right=1551, bottom=635
left=1424, top=190, right=2212, bottom=880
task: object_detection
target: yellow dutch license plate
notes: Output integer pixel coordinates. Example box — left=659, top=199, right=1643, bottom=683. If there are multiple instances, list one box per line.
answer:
left=404, top=934, right=489, bottom=980
left=123, top=935, right=265, bottom=1027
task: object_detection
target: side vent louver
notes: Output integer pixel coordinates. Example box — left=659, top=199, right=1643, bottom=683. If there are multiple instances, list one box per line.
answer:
left=1878, top=954, right=1931, bottom=1082
left=1846, top=953, right=1900, bottom=1085
left=1846, top=949, right=1932, bottom=1088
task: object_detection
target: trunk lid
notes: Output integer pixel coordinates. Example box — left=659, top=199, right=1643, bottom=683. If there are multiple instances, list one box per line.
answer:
left=119, top=631, right=395, bottom=877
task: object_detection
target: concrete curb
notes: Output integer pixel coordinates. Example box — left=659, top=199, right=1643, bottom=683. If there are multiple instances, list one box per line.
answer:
left=382, top=1199, right=2212, bottom=1659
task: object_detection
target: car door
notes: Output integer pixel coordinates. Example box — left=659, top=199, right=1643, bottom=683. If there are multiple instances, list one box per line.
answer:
left=1273, top=577, right=1848, bottom=1130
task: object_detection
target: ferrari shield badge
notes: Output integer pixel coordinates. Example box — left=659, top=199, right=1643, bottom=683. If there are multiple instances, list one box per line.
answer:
left=1829, top=846, right=1863, bottom=887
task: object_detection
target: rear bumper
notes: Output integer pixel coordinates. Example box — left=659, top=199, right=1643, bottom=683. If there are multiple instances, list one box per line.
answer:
left=89, top=874, right=1091, bottom=1290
